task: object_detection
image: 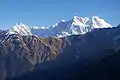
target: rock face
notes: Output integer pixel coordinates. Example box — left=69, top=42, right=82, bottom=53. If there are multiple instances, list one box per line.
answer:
left=0, top=33, right=69, bottom=79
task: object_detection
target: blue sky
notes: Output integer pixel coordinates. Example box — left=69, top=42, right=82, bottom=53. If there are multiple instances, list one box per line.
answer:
left=0, top=0, right=120, bottom=29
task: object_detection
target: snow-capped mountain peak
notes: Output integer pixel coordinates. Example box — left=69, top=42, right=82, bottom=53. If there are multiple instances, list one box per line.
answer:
left=90, top=16, right=112, bottom=28
left=31, top=26, right=49, bottom=29
left=48, top=16, right=113, bottom=37
left=61, top=20, right=66, bottom=22
left=72, top=16, right=89, bottom=26
left=52, top=23, right=58, bottom=28
left=8, top=23, right=32, bottom=35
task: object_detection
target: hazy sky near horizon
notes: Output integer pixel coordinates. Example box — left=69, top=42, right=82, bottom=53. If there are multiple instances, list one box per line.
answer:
left=0, top=0, right=120, bottom=29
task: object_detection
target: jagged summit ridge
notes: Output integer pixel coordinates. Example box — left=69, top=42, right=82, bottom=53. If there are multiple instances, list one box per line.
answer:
left=48, top=16, right=112, bottom=37
left=8, top=16, right=113, bottom=37
left=8, top=23, right=32, bottom=35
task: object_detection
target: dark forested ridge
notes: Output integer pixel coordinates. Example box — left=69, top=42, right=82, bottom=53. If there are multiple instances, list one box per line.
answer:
left=8, top=49, right=120, bottom=80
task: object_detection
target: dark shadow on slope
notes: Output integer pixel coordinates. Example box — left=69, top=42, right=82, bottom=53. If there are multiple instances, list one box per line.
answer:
left=8, top=49, right=120, bottom=80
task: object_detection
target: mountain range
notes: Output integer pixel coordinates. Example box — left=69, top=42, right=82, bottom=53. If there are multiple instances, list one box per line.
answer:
left=0, top=16, right=120, bottom=80
left=8, top=16, right=112, bottom=37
